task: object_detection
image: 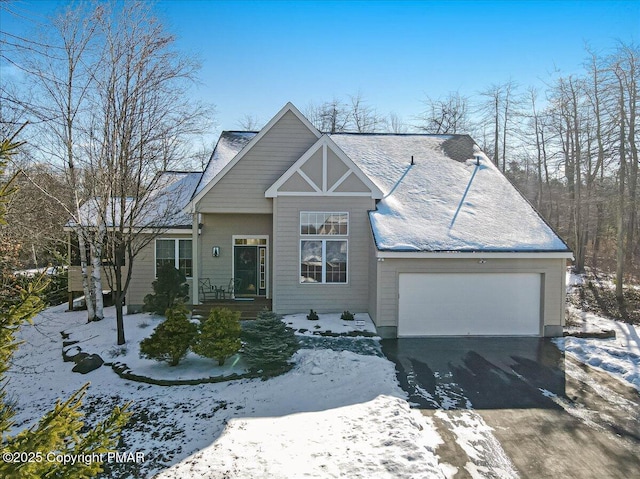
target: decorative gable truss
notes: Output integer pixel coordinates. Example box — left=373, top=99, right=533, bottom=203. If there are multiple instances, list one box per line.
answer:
left=266, top=136, right=383, bottom=198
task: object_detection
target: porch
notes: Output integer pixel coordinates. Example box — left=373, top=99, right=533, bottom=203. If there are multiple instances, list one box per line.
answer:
left=192, top=297, right=273, bottom=320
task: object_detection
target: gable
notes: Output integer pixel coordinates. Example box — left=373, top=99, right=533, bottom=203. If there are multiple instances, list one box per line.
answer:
left=266, top=136, right=383, bottom=198
left=192, top=104, right=321, bottom=213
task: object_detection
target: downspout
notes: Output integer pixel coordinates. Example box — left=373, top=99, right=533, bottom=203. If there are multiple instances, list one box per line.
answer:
left=192, top=210, right=199, bottom=306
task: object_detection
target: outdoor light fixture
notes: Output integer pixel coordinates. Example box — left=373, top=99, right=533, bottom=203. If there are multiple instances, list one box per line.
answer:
left=213, top=246, right=220, bottom=257
left=478, top=259, right=486, bottom=264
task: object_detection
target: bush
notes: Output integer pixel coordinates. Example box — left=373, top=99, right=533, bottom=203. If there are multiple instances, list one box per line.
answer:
left=341, top=310, right=354, bottom=321
left=143, top=264, right=189, bottom=314
left=193, top=308, right=242, bottom=366
left=307, top=309, right=319, bottom=320
left=243, top=309, right=299, bottom=375
left=139, top=304, right=196, bottom=366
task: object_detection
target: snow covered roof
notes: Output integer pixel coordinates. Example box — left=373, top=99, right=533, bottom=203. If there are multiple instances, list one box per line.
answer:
left=70, top=171, right=201, bottom=229
left=330, top=133, right=571, bottom=253
left=193, top=131, right=257, bottom=198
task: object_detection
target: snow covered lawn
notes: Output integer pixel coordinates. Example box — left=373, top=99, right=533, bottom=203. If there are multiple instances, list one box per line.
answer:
left=7, top=279, right=640, bottom=478
left=562, top=271, right=640, bottom=391
left=557, top=305, right=640, bottom=391
left=6, top=305, right=443, bottom=478
left=283, top=311, right=378, bottom=336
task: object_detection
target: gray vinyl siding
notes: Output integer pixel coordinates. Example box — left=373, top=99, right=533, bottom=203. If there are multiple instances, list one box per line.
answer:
left=368, top=233, right=379, bottom=323
left=199, top=213, right=273, bottom=295
left=273, top=196, right=375, bottom=314
left=68, top=266, right=112, bottom=292
left=197, top=111, right=318, bottom=213
left=68, top=235, right=194, bottom=312
left=127, top=234, right=194, bottom=311
left=376, top=257, right=566, bottom=332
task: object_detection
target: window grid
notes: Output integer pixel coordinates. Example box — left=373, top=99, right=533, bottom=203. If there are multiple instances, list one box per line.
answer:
left=300, top=239, right=347, bottom=284
left=156, top=239, right=192, bottom=278
left=300, top=212, right=348, bottom=236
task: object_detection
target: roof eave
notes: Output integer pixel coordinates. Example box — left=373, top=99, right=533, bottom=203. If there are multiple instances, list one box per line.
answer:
left=376, top=250, right=574, bottom=259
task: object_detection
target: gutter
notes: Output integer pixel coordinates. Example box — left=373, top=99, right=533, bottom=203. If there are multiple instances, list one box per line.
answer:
left=376, top=251, right=575, bottom=260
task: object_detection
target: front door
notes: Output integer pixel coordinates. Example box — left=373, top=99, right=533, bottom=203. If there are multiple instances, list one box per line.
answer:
left=233, top=238, right=267, bottom=296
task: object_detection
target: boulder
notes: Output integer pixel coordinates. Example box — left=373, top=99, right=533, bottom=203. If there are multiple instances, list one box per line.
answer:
left=62, top=347, right=87, bottom=363
left=72, top=354, right=104, bottom=374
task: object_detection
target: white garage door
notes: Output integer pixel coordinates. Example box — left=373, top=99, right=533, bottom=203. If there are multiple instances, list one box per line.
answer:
left=398, top=273, right=541, bottom=336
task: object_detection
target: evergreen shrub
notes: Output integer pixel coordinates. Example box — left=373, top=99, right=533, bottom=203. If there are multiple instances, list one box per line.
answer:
left=193, top=308, right=242, bottom=366
left=139, top=303, right=196, bottom=366
left=341, top=310, right=354, bottom=321
left=243, top=309, right=299, bottom=375
left=142, top=264, right=188, bottom=314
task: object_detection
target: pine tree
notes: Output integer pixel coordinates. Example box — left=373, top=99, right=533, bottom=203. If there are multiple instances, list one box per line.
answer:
left=142, top=263, right=189, bottom=315
left=139, top=303, right=197, bottom=366
left=192, top=308, right=241, bottom=366
left=242, top=309, right=299, bottom=375
left=1, top=130, right=130, bottom=478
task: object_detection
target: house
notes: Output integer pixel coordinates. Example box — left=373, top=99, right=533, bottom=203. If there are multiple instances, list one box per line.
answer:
left=68, top=102, right=573, bottom=338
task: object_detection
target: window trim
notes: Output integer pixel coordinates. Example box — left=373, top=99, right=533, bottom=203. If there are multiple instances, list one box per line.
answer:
left=299, top=238, right=348, bottom=285
left=155, top=238, right=193, bottom=278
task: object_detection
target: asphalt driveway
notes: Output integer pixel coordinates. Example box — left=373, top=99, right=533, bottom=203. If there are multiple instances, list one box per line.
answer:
left=381, top=338, right=640, bottom=478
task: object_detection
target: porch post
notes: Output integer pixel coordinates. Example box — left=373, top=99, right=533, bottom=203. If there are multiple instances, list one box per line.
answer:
left=192, top=212, right=199, bottom=305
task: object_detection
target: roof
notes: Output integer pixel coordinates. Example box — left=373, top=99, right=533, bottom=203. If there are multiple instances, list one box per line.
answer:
left=193, top=131, right=257, bottom=198
left=330, top=133, right=570, bottom=253
left=70, top=171, right=201, bottom=229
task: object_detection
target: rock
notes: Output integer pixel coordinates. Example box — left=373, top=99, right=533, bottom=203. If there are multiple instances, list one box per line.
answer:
left=310, top=366, right=324, bottom=375
left=563, top=330, right=616, bottom=339
left=72, top=354, right=104, bottom=374
left=62, top=347, right=87, bottom=363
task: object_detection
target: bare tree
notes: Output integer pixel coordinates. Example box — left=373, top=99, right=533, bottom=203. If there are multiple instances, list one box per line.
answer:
left=2, top=3, right=104, bottom=321
left=305, top=98, right=351, bottom=133
left=348, top=92, right=383, bottom=133
left=386, top=112, right=408, bottom=133
left=477, top=81, right=519, bottom=171
left=86, top=1, right=210, bottom=344
left=415, top=92, right=470, bottom=134
left=3, top=2, right=211, bottom=343
left=236, top=114, right=261, bottom=131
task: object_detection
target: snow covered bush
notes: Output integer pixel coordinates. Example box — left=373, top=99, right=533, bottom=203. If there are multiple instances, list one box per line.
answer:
left=192, top=308, right=241, bottom=366
left=142, top=264, right=189, bottom=315
left=242, top=309, right=299, bottom=376
left=139, top=304, right=196, bottom=366
left=341, top=310, right=354, bottom=321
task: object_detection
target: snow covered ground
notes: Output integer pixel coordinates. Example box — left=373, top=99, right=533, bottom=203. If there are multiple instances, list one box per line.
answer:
left=6, top=275, right=640, bottom=478
left=558, top=306, right=640, bottom=391
left=6, top=305, right=443, bottom=478
left=561, top=272, right=640, bottom=391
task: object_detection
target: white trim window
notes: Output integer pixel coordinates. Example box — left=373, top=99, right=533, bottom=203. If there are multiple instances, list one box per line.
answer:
left=156, top=239, right=192, bottom=278
left=300, top=212, right=348, bottom=235
left=300, top=212, right=348, bottom=284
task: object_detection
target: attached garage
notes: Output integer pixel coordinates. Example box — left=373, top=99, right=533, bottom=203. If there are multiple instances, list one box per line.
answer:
left=371, top=255, right=570, bottom=339
left=397, top=272, right=542, bottom=337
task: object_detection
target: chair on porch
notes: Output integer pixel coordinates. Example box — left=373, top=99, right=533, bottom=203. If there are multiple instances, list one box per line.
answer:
left=216, top=278, right=242, bottom=299
left=198, top=278, right=217, bottom=301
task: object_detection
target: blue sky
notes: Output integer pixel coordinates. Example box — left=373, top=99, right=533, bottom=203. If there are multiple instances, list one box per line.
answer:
left=2, top=0, right=639, bottom=133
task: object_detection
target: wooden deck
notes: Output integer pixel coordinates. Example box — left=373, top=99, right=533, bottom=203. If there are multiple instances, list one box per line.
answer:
left=192, top=297, right=272, bottom=320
